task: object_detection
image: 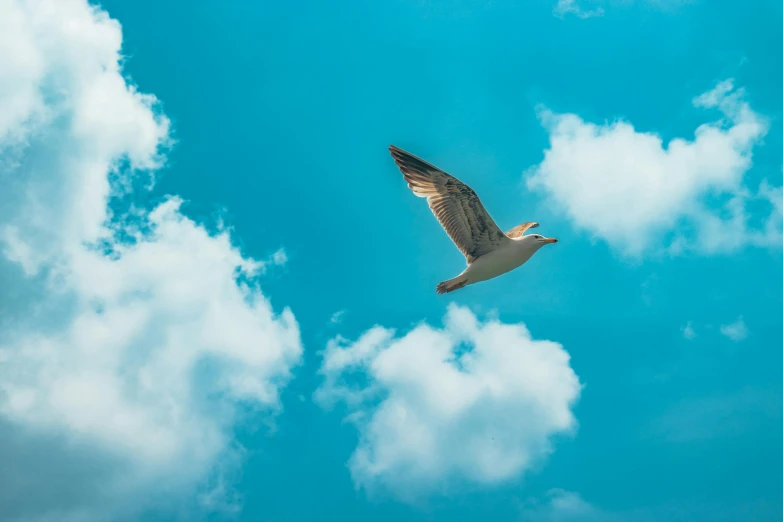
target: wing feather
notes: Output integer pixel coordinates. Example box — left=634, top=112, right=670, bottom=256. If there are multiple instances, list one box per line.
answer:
left=390, top=145, right=507, bottom=263
left=506, top=222, right=539, bottom=239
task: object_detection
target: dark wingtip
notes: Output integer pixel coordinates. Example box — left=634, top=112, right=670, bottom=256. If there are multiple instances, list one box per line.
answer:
left=389, top=144, right=407, bottom=160
left=388, top=145, right=444, bottom=176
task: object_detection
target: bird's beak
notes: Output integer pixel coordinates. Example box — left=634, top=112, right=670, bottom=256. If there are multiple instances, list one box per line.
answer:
left=544, top=238, right=558, bottom=244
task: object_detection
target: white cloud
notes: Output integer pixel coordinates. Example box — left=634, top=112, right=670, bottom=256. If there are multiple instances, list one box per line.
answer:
left=315, top=305, right=581, bottom=499
left=526, top=80, right=782, bottom=257
left=720, top=316, right=748, bottom=341
left=554, top=0, right=604, bottom=19
left=520, top=488, right=782, bottom=522
left=270, top=247, right=288, bottom=266
left=682, top=321, right=696, bottom=340
left=554, top=0, right=691, bottom=19
left=0, top=1, right=302, bottom=520
left=520, top=489, right=608, bottom=522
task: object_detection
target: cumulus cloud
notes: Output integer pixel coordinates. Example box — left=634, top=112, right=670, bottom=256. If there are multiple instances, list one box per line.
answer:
left=315, top=305, right=581, bottom=499
left=720, top=316, right=749, bottom=341
left=526, top=80, right=782, bottom=257
left=0, top=1, right=301, bottom=520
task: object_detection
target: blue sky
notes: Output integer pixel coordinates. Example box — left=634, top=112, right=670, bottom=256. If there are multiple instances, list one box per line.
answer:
left=1, top=0, right=782, bottom=521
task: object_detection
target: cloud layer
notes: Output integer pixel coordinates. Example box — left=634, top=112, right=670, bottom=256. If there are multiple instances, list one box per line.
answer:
left=527, top=80, right=781, bottom=257
left=0, top=1, right=301, bottom=520
left=316, top=305, right=581, bottom=499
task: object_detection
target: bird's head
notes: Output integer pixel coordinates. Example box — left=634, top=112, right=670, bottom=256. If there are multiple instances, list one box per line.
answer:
left=527, top=233, right=558, bottom=248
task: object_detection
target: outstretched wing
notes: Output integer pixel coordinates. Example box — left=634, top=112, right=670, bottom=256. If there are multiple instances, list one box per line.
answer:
left=390, top=145, right=508, bottom=263
left=506, top=221, right=539, bottom=239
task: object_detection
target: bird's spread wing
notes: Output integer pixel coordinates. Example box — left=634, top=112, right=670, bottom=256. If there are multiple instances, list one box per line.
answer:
left=390, top=145, right=508, bottom=263
left=506, top=222, right=539, bottom=239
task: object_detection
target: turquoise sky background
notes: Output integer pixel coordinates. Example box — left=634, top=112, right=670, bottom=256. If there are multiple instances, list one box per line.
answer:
left=113, top=0, right=781, bottom=519
left=1, top=0, right=782, bottom=521
left=107, top=0, right=783, bottom=519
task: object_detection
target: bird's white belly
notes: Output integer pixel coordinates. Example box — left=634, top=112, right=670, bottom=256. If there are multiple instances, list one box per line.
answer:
left=464, top=242, right=535, bottom=284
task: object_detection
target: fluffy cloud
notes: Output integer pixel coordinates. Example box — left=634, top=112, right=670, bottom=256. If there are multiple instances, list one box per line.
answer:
left=0, top=1, right=301, bottom=520
left=315, top=305, right=581, bottom=498
left=526, top=80, right=781, bottom=257
left=720, top=316, right=749, bottom=342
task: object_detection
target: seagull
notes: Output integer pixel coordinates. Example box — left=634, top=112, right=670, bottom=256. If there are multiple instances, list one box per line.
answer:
left=390, top=145, right=558, bottom=294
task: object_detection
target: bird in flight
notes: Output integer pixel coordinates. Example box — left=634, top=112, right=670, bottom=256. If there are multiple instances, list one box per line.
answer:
left=389, top=145, right=558, bottom=294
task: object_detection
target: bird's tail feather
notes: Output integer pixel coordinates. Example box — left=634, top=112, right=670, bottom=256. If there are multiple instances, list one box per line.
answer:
left=436, top=275, right=468, bottom=295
